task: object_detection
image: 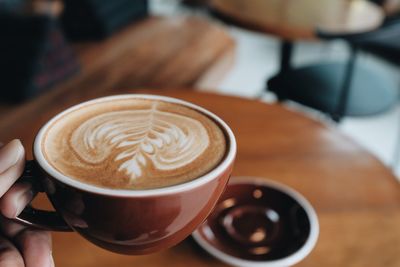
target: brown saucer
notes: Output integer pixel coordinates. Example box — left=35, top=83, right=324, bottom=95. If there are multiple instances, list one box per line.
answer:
left=192, top=177, right=319, bottom=267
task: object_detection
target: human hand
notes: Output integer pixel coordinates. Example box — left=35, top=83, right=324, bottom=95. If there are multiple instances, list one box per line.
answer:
left=0, top=140, right=54, bottom=267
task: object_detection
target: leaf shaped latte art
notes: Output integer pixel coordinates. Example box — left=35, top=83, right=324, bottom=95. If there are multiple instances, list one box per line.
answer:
left=70, top=103, right=210, bottom=181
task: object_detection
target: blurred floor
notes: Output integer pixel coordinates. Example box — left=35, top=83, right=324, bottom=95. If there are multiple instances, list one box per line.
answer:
left=151, top=0, right=400, bottom=179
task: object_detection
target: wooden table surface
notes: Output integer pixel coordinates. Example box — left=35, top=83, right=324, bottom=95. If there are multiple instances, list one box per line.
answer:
left=0, top=16, right=235, bottom=122
left=1, top=89, right=399, bottom=266
left=209, top=0, right=385, bottom=40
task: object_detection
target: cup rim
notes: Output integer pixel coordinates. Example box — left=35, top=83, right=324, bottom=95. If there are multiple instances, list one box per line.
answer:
left=192, top=176, right=319, bottom=267
left=33, top=94, right=236, bottom=197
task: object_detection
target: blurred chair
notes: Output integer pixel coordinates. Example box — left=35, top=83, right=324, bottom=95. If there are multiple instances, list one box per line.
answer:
left=359, top=13, right=400, bottom=66
left=268, top=14, right=400, bottom=122
left=268, top=13, right=400, bottom=170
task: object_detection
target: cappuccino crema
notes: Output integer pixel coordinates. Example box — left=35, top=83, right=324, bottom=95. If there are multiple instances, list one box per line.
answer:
left=42, top=97, right=227, bottom=189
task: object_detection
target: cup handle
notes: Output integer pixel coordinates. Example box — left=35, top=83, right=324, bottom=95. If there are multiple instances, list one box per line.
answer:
left=13, top=160, right=72, bottom=232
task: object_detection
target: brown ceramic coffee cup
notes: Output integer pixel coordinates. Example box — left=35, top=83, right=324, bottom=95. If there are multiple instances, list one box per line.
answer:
left=14, top=95, right=236, bottom=255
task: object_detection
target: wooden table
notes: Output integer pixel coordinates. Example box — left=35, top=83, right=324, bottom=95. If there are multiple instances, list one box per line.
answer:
left=208, top=0, right=397, bottom=121
left=209, top=0, right=384, bottom=72
left=210, top=0, right=384, bottom=40
left=0, top=16, right=235, bottom=122
left=1, top=89, right=399, bottom=266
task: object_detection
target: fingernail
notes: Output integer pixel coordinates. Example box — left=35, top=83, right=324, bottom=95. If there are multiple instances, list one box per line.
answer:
left=0, top=140, right=24, bottom=174
left=50, top=251, right=55, bottom=267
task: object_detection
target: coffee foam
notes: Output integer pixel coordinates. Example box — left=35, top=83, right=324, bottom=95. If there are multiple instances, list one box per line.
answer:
left=42, top=98, right=227, bottom=189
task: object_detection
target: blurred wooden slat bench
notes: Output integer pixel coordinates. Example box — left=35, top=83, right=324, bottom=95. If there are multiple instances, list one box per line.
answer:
left=0, top=16, right=235, bottom=133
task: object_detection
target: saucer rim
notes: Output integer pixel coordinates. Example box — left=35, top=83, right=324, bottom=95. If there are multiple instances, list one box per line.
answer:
left=192, top=176, right=319, bottom=267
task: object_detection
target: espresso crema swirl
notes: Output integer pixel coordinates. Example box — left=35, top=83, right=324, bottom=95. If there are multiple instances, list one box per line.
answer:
left=42, top=98, right=227, bottom=189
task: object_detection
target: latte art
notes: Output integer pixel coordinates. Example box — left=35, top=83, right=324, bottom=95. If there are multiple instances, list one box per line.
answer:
left=71, top=103, right=209, bottom=180
left=43, top=97, right=227, bottom=189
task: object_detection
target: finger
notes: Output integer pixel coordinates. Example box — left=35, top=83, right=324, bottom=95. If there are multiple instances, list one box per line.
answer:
left=0, top=235, right=24, bottom=267
left=0, top=216, right=27, bottom=239
left=0, top=140, right=24, bottom=174
left=0, top=149, right=25, bottom=198
left=0, top=182, right=36, bottom=219
left=15, top=230, right=53, bottom=267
